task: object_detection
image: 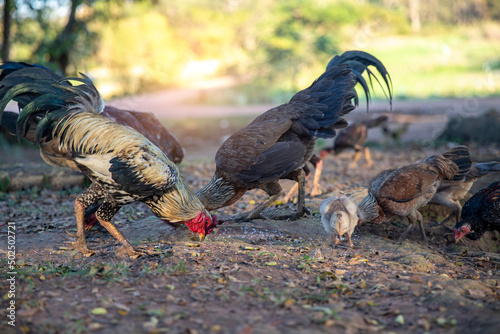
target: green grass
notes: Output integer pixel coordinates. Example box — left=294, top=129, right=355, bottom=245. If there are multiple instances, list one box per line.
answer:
left=186, top=24, right=500, bottom=104
left=355, top=25, right=500, bottom=99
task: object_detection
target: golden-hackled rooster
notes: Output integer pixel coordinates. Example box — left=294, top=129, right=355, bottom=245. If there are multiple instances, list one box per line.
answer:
left=0, top=64, right=216, bottom=257
left=196, top=51, right=392, bottom=221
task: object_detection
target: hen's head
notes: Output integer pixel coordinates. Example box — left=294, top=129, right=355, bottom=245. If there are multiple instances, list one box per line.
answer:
left=454, top=223, right=471, bottom=243
left=184, top=211, right=218, bottom=241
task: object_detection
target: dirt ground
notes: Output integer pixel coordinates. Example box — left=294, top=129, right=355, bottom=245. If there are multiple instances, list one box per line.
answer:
left=1, top=102, right=500, bottom=334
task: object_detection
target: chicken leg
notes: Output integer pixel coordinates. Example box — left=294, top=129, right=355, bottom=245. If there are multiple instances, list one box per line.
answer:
left=283, top=155, right=323, bottom=202
left=397, top=210, right=426, bottom=244
left=94, top=202, right=146, bottom=258
left=275, top=169, right=310, bottom=220
left=229, top=182, right=283, bottom=221
left=363, top=147, right=372, bottom=168
left=72, top=182, right=105, bottom=255
left=72, top=183, right=145, bottom=257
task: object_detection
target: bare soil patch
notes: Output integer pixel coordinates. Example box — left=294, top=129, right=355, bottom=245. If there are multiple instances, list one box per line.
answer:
left=1, top=142, right=500, bottom=334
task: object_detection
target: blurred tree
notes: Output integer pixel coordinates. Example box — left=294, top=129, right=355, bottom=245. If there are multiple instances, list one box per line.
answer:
left=408, top=0, right=420, bottom=31
left=2, top=0, right=15, bottom=61
left=34, top=0, right=93, bottom=75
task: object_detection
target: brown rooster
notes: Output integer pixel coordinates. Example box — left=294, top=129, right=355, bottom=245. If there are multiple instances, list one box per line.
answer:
left=355, top=146, right=471, bottom=243
left=454, top=181, right=500, bottom=243
left=197, top=51, right=392, bottom=221
left=0, top=63, right=216, bottom=257
left=429, top=161, right=500, bottom=225
left=320, top=115, right=388, bottom=168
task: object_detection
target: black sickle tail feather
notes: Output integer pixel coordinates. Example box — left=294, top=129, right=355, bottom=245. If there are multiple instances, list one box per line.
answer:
left=0, top=62, right=55, bottom=81
left=0, top=63, right=103, bottom=145
left=327, top=50, right=393, bottom=111
left=290, top=64, right=357, bottom=139
left=0, top=110, right=17, bottom=135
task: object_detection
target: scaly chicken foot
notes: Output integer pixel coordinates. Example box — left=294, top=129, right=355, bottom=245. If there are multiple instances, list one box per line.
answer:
left=96, top=202, right=147, bottom=258
left=232, top=193, right=281, bottom=221
left=396, top=223, right=413, bottom=243
left=73, top=199, right=96, bottom=256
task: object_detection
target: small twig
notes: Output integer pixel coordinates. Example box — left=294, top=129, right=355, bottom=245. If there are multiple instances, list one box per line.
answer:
left=333, top=244, right=352, bottom=250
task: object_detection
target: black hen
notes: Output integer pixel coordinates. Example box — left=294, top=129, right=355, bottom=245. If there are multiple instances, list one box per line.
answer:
left=454, top=181, right=500, bottom=243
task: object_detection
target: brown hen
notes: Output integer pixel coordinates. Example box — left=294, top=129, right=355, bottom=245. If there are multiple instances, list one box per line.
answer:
left=197, top=51, right=392, bottom=221
left=356, top=146, right=471, bottom=243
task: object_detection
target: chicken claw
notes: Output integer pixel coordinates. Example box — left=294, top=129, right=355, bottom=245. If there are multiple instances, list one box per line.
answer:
left=71, top=239, right=97, bottom=256
left=117, top=246, right=147, bottom=259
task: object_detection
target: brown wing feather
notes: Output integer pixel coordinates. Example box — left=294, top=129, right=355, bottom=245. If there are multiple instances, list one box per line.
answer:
left=334, top=123, right=367, bottom=150
left=372, top=163, right=440, bottom=203
left=215, top=104, right=297, bottom=174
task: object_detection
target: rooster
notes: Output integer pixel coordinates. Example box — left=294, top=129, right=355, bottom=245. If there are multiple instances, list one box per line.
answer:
left=355, top=146, right=471, bottom=243
left=428, top=161, right=500, bottom=225
left=454, top=181, right=500, bottom=243
left=0, top=63, right=186, bottom=233
left=196, top=51, right=392, bottom=221
left=320, top=115, right=388, bottom=168
left=0, top=64, right=216, bottom=257
left=320, top=196, right=358, bottom=248
left=0, top=63, right=184, bottom=166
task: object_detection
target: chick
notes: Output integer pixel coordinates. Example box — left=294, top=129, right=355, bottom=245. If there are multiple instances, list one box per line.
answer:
left=320, top=196, right=359, bottom=248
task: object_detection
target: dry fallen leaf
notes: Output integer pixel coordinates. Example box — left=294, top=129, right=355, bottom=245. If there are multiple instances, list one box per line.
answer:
left=91, top=307, right=108, bottom=315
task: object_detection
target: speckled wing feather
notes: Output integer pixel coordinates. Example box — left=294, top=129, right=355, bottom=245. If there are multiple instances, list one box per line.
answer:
left=61, top=113, right=178, bottom=196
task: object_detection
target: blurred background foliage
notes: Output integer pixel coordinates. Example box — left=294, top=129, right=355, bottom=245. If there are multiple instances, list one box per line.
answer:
left=1, top=0, right=500, bottom=102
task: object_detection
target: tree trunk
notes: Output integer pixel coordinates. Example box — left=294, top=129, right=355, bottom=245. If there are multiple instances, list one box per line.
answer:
left=409, top=0, right=421, bottom=32
left=2, top=0, right=14, bottom=62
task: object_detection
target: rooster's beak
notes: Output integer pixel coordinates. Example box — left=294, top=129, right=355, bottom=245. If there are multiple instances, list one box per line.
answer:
left=455, top=235, right=464, bottom=244
left=198, top=232, right=206, bottom=242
